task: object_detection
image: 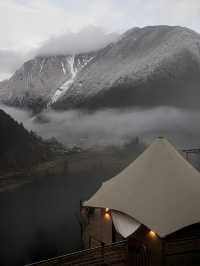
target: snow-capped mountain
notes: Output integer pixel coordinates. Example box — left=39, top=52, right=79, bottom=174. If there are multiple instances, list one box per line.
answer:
left=1, top=25, right=200, bottom=111
left=50, top=55, right=94, bottom=104
left=53, top=25, right=200, bottom=110
left=0, top=53, right=95, bottom=112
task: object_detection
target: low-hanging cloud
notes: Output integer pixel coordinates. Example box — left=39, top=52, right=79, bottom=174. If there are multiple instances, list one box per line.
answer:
left=0, top=26, right=118, bottom=80
left=37, top=26, right=119, bottom=56
left=1, top=105, right=200, bottom=149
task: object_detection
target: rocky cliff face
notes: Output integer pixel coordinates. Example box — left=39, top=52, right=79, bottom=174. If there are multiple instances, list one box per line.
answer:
left=0, top=53, right=95, bottom=112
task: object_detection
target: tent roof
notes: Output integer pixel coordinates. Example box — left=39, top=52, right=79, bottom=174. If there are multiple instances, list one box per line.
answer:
left=84, top=138, right=200, bottom=237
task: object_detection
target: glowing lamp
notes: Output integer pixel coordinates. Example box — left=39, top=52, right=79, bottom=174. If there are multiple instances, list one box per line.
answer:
left=105, top=208, right=110, bottom=213
left=104, top=213, right=111, bottom=220
left=149, top=230, right=156, bottom=238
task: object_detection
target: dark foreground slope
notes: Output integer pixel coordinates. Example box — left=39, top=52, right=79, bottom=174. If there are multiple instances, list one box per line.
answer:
left=0, top=109, right=54, bottom=174
left=0, top=109, right=68, bottom=192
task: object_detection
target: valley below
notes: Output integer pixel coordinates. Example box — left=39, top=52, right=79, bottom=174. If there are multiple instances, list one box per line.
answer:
left=0, top=141, right=145, bottom=266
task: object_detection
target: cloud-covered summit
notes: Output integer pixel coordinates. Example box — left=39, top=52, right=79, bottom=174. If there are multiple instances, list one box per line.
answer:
left=37, top=26, right=119, bottom=56
left=0, top=26, right=118, bottom=81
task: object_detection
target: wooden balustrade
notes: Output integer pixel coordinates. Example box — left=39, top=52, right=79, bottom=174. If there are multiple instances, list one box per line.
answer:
left=27, top=240, right=128, bottom=266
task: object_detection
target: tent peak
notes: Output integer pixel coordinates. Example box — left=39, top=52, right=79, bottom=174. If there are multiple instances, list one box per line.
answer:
left=84, top=137, right=200, bottom=237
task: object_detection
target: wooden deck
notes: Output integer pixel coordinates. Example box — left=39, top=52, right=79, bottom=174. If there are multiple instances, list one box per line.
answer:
left=27, top=240, right=128, bottom=266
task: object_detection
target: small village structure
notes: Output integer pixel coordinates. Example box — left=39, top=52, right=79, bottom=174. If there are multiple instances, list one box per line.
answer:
left=82, top=137, right=200, bottom=266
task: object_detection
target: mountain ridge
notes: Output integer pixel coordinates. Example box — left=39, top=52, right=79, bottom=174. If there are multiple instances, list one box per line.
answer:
left=0, top=52, right=97, bottom=112
left=54, top=25, right=200, bottom=110
left=1, top=25, right=200, bottom=111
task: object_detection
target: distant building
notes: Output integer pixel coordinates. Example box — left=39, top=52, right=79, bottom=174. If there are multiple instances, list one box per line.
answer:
left=82, top=137, right=200, bottom=266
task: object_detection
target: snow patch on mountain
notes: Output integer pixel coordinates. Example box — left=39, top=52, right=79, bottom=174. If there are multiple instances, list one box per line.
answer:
left=51, top=56, right=76, bottom=103
left=39, top=59, right=45, bottom=73
left=61, top=62, right=66, bottom=75
left=50, top=55, right=94, bottom=104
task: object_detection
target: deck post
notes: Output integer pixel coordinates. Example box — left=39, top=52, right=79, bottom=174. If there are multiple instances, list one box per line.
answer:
left=161, top=238, right=166, bottom=266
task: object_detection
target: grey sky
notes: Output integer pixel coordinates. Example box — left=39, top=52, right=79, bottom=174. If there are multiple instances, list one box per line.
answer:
left=0, top=0, right=200, bottom=80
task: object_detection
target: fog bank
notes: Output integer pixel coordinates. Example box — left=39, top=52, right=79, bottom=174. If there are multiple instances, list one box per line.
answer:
left=37, top=26, right=119, bottom=56
left=1, top=105, right=200, bottom=149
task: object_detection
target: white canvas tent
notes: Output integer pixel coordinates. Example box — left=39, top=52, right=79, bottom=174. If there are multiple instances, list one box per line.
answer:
left=111, top=210, right=141, bottom=238
left=84, top=137, right=200, bottom=238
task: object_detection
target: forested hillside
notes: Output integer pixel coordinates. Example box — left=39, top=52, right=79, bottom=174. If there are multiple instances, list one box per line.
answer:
left=0, top=109, right=56, bottom=174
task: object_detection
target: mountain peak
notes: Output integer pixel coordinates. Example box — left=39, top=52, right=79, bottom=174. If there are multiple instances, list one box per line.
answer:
left=1, top=25, right=200, bottom=111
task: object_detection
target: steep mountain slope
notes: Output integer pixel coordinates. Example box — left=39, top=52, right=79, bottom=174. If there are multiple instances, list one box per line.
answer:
left=0, top=109, right=56, bottom=174
left=54, top=26, right=200, bottom=110
left=1, top=26, right=200, bottom=111
left=0, top=53, right=95, bottom=112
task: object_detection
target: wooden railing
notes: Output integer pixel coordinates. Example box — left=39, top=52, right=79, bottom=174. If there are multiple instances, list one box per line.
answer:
left=128, top=247, right=151, bottom=266
left=26, top=240, right=128, bottom=266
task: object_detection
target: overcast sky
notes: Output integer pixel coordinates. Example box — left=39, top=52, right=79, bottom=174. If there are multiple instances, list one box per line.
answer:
left=0, top=0, right=200, bottom=80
